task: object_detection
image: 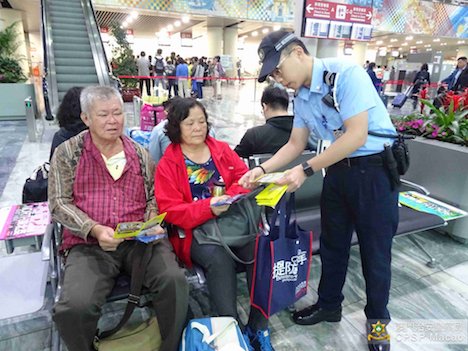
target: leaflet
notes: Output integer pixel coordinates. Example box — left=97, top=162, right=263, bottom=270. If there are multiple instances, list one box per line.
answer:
left=255, top=184, right=288, bottom=208
left=114, top=212, right=167, bottom=239
left=399, top=191, right=467, bottom=221
left=211, top=194, right=246, bottom=207
left=254, top=172, right=286, bottom=184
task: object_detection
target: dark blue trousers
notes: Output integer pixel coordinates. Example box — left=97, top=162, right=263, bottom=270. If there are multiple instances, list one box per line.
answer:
left=317, top=157, right=399, bottom=320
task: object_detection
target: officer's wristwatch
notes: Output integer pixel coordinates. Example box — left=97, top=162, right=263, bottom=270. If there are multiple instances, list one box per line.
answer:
left=301, top=162, right=315, bottom=177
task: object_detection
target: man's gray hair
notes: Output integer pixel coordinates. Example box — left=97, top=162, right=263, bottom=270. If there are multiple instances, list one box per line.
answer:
left=80, top=86, right=123, bottom=115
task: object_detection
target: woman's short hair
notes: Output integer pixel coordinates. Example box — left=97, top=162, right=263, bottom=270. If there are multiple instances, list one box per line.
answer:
left=421, top=63, right=429, bottom=71
left=56, top=86, right=84, bottom=129
left=165, top=98, right=210, bottom=144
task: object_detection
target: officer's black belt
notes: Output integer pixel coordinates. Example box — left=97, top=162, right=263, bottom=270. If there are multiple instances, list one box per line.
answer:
left=334, top=152, right=384, bottom=168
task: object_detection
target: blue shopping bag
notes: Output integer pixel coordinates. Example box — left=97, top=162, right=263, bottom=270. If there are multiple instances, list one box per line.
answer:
left=250, top=193, right=313, bottom=318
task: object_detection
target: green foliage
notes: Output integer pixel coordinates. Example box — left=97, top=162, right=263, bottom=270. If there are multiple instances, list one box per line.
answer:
left=393, top=99, right=468, bottom=146
left=110, top=24, right=138, bottom=88
left=0, top=22, right=27, bottom=83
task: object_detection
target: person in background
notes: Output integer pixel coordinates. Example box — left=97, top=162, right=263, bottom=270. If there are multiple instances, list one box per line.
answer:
left=136, top=51, right=151, bottom=96
left=240, top=30, right=397, bottom=351
left=453, top=67, right=468, bottom=92
left=441, top=56, right=467, bottom=91
left=366, top=62, right=382, bottom=93
left=192, top=57, right=205, bottom=99
left=165, top=59, right=177, bottom=98
left=49, top=86, right=188, bottom=351
left=148, top=55, right=154, bottom=89
left=152, top=48, right=166, bottom=97
left=212, top=55, right=224, bottom=99
left=236, top=58, right=242, bottom=83
left=412, top=63, right=431, bottom=109
left=235, top=86, right=293, bottom=158
left=155, top=98, right=275, bottom=351
left=176, top=57, right=189, bottom=97
left=50, top=86, right=87, bottom=159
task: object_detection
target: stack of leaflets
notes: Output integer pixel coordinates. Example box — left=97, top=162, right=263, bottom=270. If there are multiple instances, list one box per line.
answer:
left=114, top=212, right=167, bottom=243
left=254, top=172, right=288, bottom=207
left=0, top=202, right=50, bottom=240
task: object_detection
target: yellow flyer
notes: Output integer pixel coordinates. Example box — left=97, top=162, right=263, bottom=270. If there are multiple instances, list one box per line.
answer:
left=114, top=213, right=166, bottom=239
left=255, top=184, right=288, bottom=207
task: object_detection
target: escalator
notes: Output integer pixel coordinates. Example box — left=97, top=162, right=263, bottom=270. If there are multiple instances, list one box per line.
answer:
left=41, top=0, right=112, bottom=114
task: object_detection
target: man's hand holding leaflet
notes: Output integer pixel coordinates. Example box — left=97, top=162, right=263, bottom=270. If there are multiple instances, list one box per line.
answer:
left=114, top=212, right=167, bottom=239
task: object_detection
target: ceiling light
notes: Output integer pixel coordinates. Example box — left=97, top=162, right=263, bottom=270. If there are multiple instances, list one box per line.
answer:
left=127, top=17, right=134, bottom=23
left=273, top=25, right=281, bottom=31
left=433, top=38, right=440, bottom=42
left=416, top=41, right=423, bottom=44
left=262, top=28, right=269, bottom=34
left=376, top=40, right=383, bottom=45
left=390, top=38, right=398, bottom=42
left=426, top=48, right=432, bottom=51
left=167, top=24, right=174, bottom=31
left=402, top=42, right=408, bottom=46
left=424, top=44, right=431, bottom=47
left=131, top=11, right=138, bottom=19
left=410, top=46, right=416, bottom=49
left=174, top=20, right=181, bottom=27
left=251, top=31, right=258, bottom=37
left=457, top=40, right=466, bottom=44
left=405, top=36, right=413, bottom=40
left=182, top=16, right=190, bottom=23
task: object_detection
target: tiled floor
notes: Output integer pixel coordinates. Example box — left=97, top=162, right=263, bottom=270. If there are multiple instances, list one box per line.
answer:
left=0, top=81, right=467, bottom=350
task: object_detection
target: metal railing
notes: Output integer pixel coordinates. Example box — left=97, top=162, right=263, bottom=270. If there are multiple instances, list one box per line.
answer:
left=81, top=0, right=110, bottom=86
left=40, top=0, right=57, bottom=119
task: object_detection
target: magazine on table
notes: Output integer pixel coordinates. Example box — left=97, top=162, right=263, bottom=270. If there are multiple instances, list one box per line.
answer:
left=114, top=212, right=167, bottom=240
left=0, top=202, right=51, bottom=240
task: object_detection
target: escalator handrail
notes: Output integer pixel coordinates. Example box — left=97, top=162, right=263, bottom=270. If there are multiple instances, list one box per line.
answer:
left=81, top=0, right=111, bottom=86
left=40, top=0, right=55, bottom=120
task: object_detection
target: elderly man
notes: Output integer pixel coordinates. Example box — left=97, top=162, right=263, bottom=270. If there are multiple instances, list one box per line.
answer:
left=48, top=86, right=188, bottom=351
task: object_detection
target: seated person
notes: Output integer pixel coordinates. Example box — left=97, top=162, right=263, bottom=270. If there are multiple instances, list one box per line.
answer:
left=50, top=86, right=88, bottom=159
left=235, top=86, right=316, bottom=158
left=148, top=97, right=216, bottom=163
left=235, top=86, right=293, bottom=158
left=155, top=98, right=274, bottom=351
left=48, top=86, right=188, bottom=351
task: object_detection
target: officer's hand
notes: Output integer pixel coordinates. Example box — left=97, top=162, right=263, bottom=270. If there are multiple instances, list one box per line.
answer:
left=276, top=165, right=306, bottom=193
left=210, top=195, right=231, bottom=216
left=239, top=167, right=264, bottom=189
left=91, top=224, right=124, bottom=251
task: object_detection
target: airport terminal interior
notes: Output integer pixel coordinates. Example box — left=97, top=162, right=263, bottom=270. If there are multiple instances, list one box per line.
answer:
left=0, top=0, right=468, bottom=350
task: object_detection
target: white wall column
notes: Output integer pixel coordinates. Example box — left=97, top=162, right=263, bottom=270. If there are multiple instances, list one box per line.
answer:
left=316, top=39, right=339, bottom=58
left=207, top=26, right=223, bottom=58
left=457, top=46, right=468, bottom=59
left=223, top=26, right=238, bottom=77
left=351, top=42, right=367, bottom=65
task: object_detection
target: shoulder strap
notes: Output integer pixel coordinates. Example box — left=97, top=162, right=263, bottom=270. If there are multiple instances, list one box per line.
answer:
left=97, top=242, right=153, bottom=340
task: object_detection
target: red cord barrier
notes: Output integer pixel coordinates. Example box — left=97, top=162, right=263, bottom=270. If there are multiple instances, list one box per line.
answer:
left=118, top=75, right=259, bottom=81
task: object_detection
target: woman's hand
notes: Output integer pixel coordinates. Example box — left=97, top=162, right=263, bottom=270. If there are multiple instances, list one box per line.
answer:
left=238, top=167, right=264, bottom=189
left=210, top=195, right=231, bottom=216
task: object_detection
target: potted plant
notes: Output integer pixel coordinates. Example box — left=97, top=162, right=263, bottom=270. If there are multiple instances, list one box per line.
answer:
left=110, top=23, right=140, bottom=102
left=392, top=96, right=468, bottom=243
left=0, top=21, right=33, bottom=119
left=0, top=22, right=27, bottom=83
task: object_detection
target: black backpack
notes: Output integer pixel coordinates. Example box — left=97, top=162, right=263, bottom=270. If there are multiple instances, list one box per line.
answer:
left=154, top=57, right=164, bottom=72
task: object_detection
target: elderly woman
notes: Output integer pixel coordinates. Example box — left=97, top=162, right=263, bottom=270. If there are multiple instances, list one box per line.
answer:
left=155, top=98, right=274, bottom=351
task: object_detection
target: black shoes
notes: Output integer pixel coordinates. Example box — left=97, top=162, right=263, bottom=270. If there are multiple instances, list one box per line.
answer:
left=367, top=320, right=390, bottom=351
left=291, top=303, right=342, bottom=325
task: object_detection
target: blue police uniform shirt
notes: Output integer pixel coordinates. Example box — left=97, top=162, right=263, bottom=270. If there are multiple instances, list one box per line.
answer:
left=294, top=58, right=396, bottom=157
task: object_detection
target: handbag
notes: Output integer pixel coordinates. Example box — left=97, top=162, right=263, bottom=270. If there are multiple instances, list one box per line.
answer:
left=192, top=188, right=263, bottom=264
left=93, top=243, right=161, bottom=351
left=179, top=317, right=250, bottom=351
left=251, top=193, right=313, bottom=318
left=22, top=162, right=49, bottom=203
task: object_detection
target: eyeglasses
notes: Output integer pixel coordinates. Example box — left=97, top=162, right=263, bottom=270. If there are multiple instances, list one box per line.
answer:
left=270, top=50, right=293, bottom=80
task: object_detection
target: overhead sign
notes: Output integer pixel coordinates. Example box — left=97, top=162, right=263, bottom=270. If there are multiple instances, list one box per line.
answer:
left=304, top=0, right=373, bottom=25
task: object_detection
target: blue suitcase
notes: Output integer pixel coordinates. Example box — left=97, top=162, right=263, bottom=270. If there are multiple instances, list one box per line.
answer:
left=392, top=86, right=413, bottom=108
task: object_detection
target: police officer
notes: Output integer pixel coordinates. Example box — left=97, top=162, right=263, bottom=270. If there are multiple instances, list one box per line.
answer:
left=239, top=30, right=398, bottom=351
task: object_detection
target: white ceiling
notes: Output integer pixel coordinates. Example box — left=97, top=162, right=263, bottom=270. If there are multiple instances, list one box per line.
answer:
left=8, top=0, right=467, bottom=60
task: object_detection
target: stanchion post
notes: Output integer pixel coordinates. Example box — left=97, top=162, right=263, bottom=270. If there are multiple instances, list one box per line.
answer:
left=25, top=96, right=37, bottom=142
